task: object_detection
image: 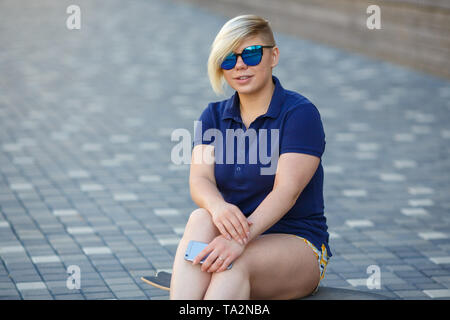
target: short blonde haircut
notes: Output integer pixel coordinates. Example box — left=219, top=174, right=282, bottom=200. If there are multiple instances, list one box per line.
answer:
left=207, top=15, right=276, bottom=95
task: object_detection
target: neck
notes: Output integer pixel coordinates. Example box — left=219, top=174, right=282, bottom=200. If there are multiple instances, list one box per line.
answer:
left=238, top=77, right=275, bottom=118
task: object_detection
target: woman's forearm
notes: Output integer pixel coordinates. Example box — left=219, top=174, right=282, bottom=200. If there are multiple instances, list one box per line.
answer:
left=190, top=176, right=226, bottom=214
left=246, top=188, right=299, bottom=242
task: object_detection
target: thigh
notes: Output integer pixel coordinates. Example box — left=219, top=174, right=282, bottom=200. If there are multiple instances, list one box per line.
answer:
left=237, top=233, right=320, bottom=300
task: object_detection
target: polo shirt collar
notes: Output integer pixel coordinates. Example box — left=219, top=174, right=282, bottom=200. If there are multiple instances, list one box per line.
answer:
left=221, top=75, right=285, bottom=121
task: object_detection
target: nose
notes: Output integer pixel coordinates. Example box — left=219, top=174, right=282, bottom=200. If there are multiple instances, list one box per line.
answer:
left=234, top=55, right=247, bottom=69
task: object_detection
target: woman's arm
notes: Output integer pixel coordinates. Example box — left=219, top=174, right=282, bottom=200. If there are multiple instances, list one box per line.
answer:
left=189, top=144, right=225, bottom=212
left=190, top=144, right=251, bottom=244
left=205, top=152, right=321, bottom=273
left=246, top=152, right=321, bottom=242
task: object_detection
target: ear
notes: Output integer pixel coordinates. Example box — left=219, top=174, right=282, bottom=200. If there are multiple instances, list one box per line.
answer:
left=270, top=46, right=279, bottom=68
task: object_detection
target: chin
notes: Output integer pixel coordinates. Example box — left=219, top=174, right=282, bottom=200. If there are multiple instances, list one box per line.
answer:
left=237, top=84, right=263, bottom=96
left=232, top=80, right=260, bottom=95
left=234, top=86, right=254, bottom=94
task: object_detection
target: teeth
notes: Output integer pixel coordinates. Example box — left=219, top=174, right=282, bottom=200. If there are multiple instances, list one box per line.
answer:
left=239, top=76, right=249, bottom=80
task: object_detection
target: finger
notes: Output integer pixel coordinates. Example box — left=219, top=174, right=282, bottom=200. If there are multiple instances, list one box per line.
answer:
left=201, top=250, right=219, bottom=272
left=192, top=244, right=213, bottom=265
left=207, top=255, right=225, bottom=273
left=216, top=222, right=232, bottom=241
left=229, top=215, right=246, bottom=242
left=232, top=208, right=252, bottom=238
left=216, top=256, right=233, bottom=273
left=222, top=219, right=240, bottom=243
left=235, top=212, right=251, bottom=237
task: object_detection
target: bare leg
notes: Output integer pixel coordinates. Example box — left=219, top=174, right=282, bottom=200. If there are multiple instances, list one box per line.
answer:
left=169, top=208, right=220, bottom=299
left=204, top=233, right=320, bottom=300
left=203, top=262, right=251, bottom=300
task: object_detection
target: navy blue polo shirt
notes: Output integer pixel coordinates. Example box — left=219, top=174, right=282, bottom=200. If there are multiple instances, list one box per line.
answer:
left=192, top=75, right=331, bottom=257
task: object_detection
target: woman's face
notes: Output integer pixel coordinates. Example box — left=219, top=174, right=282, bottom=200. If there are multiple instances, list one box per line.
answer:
left=222, top=35, right=279, bottom=95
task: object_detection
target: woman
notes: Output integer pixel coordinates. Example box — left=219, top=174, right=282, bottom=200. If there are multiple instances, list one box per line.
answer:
left=170, top=14, right=331, bottom=300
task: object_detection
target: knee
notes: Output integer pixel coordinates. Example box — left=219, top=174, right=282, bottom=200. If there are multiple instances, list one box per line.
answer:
left=207, top=265, right=250, bottom=298
left=187, top=208, right=212, bottom=227
left=183, top=208, right=217, bottom=238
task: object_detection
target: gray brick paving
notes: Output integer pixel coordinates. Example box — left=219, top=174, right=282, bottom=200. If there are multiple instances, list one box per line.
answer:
left=1, top=0, right=449, bottom=300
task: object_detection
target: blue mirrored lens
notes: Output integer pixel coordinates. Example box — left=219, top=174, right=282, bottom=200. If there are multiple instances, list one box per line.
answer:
left=242, top=46, right=262, bottom=66
left=221, top=54, right=236, bottom=70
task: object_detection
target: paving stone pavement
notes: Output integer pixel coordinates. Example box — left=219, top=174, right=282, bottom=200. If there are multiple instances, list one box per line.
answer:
left=1, top=0, right=449, bottom=300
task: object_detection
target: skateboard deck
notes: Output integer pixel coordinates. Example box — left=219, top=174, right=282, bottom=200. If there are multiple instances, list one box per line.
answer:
left=141, top=271, right=171, bottom=291
left=140, top=271, right=389, bottom=300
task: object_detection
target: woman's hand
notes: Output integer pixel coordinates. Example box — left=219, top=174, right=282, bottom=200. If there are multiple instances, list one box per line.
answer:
left=209, top=202, right=252, bottom=245
left=192, top=235, right=245, bottom=273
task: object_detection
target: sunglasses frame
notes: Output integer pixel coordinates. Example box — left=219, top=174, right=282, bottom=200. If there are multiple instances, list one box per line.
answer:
left=221, top=45, right=275, bottom=70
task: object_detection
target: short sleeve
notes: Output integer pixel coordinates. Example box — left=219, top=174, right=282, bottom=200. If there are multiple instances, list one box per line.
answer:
left=280, top=103, right=326, bottom=158
left=192, top=103, right=215, bottom=148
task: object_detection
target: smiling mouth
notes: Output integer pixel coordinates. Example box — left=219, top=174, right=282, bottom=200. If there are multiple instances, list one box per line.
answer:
left=234, top=75, right=253, bottom=80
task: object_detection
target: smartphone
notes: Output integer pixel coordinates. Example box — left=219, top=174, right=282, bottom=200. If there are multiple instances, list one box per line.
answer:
left=184, top=240, right=233, bottom=270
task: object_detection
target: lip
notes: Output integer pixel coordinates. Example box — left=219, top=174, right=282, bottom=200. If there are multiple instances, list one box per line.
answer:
left=234, top=75, right=253, bottom=84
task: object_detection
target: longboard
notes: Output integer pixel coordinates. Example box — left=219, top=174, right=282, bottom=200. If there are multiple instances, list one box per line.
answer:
left=140, top=271, right=389, bottom=300
left=141, top=271, right=171, bottom=291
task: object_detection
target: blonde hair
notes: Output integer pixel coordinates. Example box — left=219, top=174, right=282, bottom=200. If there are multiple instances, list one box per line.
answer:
left=207, top=15, right=276, bottom=95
